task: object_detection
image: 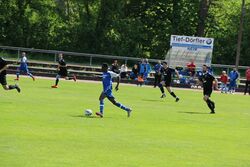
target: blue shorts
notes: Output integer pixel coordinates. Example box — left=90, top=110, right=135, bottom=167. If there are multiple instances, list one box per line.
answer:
left=19, top=66, right=29, bottom=73
left=104, top=89, right=114, bottom=99
left=230, top=81, right=236, bottom=87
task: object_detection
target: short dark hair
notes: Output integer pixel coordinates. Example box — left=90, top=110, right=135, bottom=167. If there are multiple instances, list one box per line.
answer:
left=162, top=61, right=168, bottom=65
left=102, top=63, right=109, bottom=68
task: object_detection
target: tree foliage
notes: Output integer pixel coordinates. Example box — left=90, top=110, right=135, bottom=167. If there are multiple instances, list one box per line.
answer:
left=0, top=0, right=249, bottom=65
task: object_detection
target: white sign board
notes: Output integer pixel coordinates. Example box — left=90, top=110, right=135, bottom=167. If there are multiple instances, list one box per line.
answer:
left=167, top=35, right=214, bottom=67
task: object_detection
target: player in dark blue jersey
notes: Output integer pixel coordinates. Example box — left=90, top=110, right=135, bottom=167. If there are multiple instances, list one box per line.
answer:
left=51, top=53, right=76, bottom=88
left=15, top=52, right=35, bottom=81
left=158, top=61, right=180, bottom=102
left=0, top=57, right=21, bottom=93
left=199, top=65, right=218, bottom=114
left=95, top=63, right=132, bottom=118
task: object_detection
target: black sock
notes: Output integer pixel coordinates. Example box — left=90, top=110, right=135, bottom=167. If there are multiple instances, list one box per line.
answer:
left=170, top=92, right=177, bottom=98
left=8, top=85, right=16, bottom=90
left=55, top=78, right=59, bottom=86
left=159, top=84, right=164, bottom=94
left=206, top=99, right=214, bottom=111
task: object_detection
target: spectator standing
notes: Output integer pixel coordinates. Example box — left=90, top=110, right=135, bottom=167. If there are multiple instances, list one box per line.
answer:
left=130, top=64, right=139, bottom=80
left=244, top=67, right=250, bottom=95
left=111, top=60, right=120, bottom=74
left=154, top=60, right=162, bottom=88
left=139, top=59, right=146, bottom=76
left=220, top=71, right=228, bottom=93
left=120, top=64, right=128, bottom=79
left=144, top=59, right=151, bottom=80
left=187, top=59, right=196, bottom=77
left=229, top=68, right=239, bottom=94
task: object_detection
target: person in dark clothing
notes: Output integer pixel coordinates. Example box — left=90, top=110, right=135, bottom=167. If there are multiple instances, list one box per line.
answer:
left=110, top=60, right=120, bottom=74
left=154, top=60, right=162, bottom=87
left=198, top=65, right=218, bottom=114
left=244, top=67, right=250, bottom=95
left=158, top=61, right=180, bottom=102
left=51, top=53, right=76, bottom=88
left=0, top=57, right=21, bottom=93
left=130, top=64, right=138, bottom=80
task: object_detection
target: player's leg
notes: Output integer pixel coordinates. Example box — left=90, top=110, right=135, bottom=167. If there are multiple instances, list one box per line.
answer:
left=15, top=67, right=21, bottom=80
left=1, top=75, right=21, bottom=93
left=245, top=80, right=250, bottom=95
left=107, top=96, right=132, bottom=117
left=248, top=81, right=250, bottom=95
left=166, top=86, right=179, bottom=102
left=25, top=68, right=35, bottom=81
left=154, top=75, right=157, bottom=87
left=51, top=74, right=61, bottom=88
left=96, top=92, right=106, bottom=117
left=65, top=74, right=77, bottom=82
left=159, top=81, right=166, bottom=98
left=203, top=92, right=215, bottom=114
left=244, top=81, right=248, bottom=95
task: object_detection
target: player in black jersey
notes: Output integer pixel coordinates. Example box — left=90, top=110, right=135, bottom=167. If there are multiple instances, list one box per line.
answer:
left=199, top=65, right=218, bottom=114
left=158, top=61, right=180, bottom=102
left=0, top=57, right=21, bottom=92
left=51, top=53, right=76, bottom=88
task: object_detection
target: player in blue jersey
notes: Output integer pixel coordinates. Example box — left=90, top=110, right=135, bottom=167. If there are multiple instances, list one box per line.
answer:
left=95, top=63, right=132, bottom=118
left=15, top=52, right=35, bottom=81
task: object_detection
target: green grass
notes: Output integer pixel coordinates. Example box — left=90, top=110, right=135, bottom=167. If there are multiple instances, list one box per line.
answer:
left=0, top=76, right=250, bottom=167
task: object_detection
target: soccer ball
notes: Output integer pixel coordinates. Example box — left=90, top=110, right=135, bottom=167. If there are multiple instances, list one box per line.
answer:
left=84, top=109, right=93, bottom=116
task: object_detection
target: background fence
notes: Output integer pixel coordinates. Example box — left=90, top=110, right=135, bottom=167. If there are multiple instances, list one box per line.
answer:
left=0, top=45, right=248, bottom=77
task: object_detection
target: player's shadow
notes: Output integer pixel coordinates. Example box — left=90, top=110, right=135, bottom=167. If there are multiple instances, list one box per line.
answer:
left=178, top=111, right=210, bottom=115
left=70, top=115, right=98, bottom=119
left=141, top=99, right=165, bottom=102
left=70, top=115, right=112, bottom=119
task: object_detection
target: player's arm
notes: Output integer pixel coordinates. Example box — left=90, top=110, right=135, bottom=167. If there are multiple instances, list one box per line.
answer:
left=110, top=71, right=120, bottom=91
left=213, top=78, right=219, bottom=90
left=0, top=65, right=8, bottom=73
left=175, top=69, right=180, bottom=79
left=115, top=75, right=120, bottom=91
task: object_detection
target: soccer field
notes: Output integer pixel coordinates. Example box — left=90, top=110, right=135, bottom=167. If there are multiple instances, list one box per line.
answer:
left=0, top=77, right=250, bottom=167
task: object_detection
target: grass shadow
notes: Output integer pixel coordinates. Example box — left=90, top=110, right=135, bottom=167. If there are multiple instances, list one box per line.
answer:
left=141, top=99, right=165, bottom=102
left=178, top=111, right=210, bottom=115
left=70, top=115, right=112, bottom=119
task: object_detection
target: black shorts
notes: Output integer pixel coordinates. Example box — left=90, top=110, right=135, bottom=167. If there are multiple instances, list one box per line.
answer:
left=0, top=74, right=7, bottom=85
left=58, top=69, right=68, bottom=77
left=203, top=88, right=212, bottom=97
left=164, top=80, right=171, bottom=87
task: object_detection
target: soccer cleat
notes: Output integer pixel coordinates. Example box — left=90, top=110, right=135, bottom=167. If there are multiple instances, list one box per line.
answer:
left=210, top=111, right=215, bottom=114
left=160, top=94, right=166, bottom=98
left=51, top=85, right=58, bottom=88
left=95, top=112, right=103, bottom=118
left=32, top=77, right=35, bottom=81
left=15, top=84, right=21, bottom=93
left=127, top=108, right=132, bottom=117
left=73, top=75, right=77, bottom=82
left=14, top=78, right=19, bottom=81
left=175, top=97, right=180, bottom=102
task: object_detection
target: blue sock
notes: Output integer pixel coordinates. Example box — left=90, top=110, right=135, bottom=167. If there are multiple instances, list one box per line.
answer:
left=27, top=72, right=34, bottom=78
left=16, top=72, right=20, bottom=78
left=116, top=102, right=130, bottom=112
left=100, top=100, right=104, bottom=114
